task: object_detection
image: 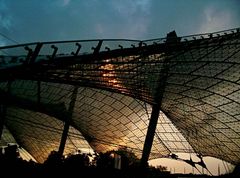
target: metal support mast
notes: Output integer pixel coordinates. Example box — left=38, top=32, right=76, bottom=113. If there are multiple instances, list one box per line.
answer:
left=58, top=86, right=78, bottom=156
left=141, top=31, right=179, bottom=167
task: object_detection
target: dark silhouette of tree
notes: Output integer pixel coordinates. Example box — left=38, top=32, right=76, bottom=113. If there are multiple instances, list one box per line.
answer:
left=43, top=150, right=63, bottom=169
left=232, top=164, right=240, bottom=176
left=115, top=147, right=141, bottom=169
left=4, top=144, right=20, bottom=160
left=95, top=151, right=114, bottom=169
left=65, top=152, right=90, bottom=168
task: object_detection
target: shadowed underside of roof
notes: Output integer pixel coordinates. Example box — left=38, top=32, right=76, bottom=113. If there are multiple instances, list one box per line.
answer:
left=0, top=28, right=240, bottom=164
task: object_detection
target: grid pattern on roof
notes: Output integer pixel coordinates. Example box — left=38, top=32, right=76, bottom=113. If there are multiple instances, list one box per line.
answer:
left=64, top=126, right=93, bottom=156
left=160, top=32, right=240, bottom=164
left=5, top=107, right=64, bottom=163
left=0, top=126, right=17, bottom=147
left=153, top=111, right=194, bottom=158
left=0, top=126, right=36, bottom=161
left=0, top=28, right=239, bottom=164
left=71, top=87, right=157, bottom=159
left=4, top=107, right=92, bottom=163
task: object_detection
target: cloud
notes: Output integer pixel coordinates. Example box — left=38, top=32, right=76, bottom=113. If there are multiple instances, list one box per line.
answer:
left=0, top=0, right=14, bottom=45
left=101, top=0, right=151, bottom=39
left=111, top=0, right=151, bottom=17
left=95, top=23, right=104, bottom=36
left=0, top=15, right=11, bottom=30
left=0, top=0, right=12, bottom=30
left=0, top=39, right=6, bottom=47
left=198, top=5, right=239, bottom=33
left=62, top=0, right=71, bottom=6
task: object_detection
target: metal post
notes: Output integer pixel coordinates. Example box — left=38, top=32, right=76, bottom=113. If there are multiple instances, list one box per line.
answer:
left=141, top=63, right=169, bottom=167
left=58, top=120, right=70, bottom=156
left=141, top=102, right=162, bottom=167
left=140, top=32, right=178, bottom=166
left=58, top=86, right=78, bottom=155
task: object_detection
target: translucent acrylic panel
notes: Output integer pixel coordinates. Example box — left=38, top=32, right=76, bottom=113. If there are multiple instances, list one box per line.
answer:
left=19, top=147, right=37, bottom=162
left=219, top=102, right=240, bottom=116
left=192, top=63, right=232, bottom=77
left=170, top=62, right=204, bottom=75
left=167, top=74, right=196, bottom=85
left=210, top=120, right=229, bottom=129
left=227, top=90, right=240, bottom=103
left=202, top=94, right=231, bottom=107
left=213, top=112, right=237, bottom=123
left=71, top=87, right=151, bottom=158
left=154, top=111, right=194, bottom=155
left=208, top=81, right=240, bottom=96
left=224, top=142, right=240, bottom=152
left=40, top=82, right=74, bottom=106
left=5, top=107, right=64, bottom=163
left=0, top=126, right=17, bottom=147
left=186, top=77, right=220, bottom=90
left=227, top=122, right=240, bottom=133
left=64, top=126, right=93, bottom=156
left=181, top=88, right=212, bottom=100
left=10, top=80, right=38, bottom=102
left=217, top=64, right=240, bottom=82
left=219, top=128, right=239, bottom=139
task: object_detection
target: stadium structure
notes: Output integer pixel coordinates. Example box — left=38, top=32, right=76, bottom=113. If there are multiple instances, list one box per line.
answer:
left=0, top=28, right=240, bottom=171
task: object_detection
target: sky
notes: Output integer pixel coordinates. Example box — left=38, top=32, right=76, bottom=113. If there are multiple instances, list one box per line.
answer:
left=0, top=0, right=239, bottom=175
left=0, top=0, right=240, bottom=46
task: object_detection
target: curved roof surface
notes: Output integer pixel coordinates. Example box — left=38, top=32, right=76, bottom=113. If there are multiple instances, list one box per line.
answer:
left=0, top=28, right=240, bottom=164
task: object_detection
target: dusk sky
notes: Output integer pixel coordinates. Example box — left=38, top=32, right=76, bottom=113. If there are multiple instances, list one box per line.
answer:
left=1, top=0, right=240, bottom=46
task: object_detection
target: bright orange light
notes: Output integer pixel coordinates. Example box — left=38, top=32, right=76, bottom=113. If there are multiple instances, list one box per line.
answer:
left=103, top=73, right=114, bottom=77
left=100, top=64, right=113, bottom=70
left=109, top=79, right=117, bottom=83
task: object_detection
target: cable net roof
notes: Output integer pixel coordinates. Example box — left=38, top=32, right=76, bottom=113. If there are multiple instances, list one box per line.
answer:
left=0, top=28, right=240, bottom=164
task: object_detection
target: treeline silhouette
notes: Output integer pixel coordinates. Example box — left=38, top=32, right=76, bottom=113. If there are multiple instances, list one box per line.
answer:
left=0, top=144, right=239, bottom=178
left=0, top=144, right=170, bottom=178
